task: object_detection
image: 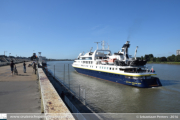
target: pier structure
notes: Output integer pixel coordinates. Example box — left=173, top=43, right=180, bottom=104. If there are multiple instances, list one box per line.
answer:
left=0, top=62, right=40, bottom=113
left=38, top=68, right=74, bottom=119
left=0, top=62, right=75, bottom=120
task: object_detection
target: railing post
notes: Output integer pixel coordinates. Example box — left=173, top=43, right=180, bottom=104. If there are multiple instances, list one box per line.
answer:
left=64, top=64, right=65, bottom=84
left=54, top=65, right=55, bottom=78
left=83, top=89, right=86, bottom=105
left=79, top=85, right=80, bottom=100
left=68, top=64, right=70, bottom=90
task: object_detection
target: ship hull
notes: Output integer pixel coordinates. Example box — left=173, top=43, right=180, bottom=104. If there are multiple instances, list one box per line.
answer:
left=73, top=67, right=162, bottom=88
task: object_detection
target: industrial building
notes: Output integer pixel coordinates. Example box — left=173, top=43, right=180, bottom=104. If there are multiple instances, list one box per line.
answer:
left=177, top=50, right=180, bottom=55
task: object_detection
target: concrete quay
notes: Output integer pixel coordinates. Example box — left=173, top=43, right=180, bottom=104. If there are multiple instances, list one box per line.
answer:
left=0, top=62, right=40, bottom=113
left=0, top=62, right=75, bottom=120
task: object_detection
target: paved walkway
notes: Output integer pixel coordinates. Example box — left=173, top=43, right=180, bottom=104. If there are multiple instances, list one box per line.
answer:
left=0, top=62, right=41, bottom=113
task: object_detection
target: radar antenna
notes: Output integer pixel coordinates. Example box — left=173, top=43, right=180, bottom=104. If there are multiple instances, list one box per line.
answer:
left=94, top=42, right=100, bottom=50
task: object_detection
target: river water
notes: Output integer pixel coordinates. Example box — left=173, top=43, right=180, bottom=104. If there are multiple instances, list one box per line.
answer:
left=47, top=61, right=180, bottom=113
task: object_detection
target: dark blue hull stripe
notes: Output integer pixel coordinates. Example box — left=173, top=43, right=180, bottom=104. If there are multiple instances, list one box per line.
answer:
left=73, top=67, right=162, bottom=88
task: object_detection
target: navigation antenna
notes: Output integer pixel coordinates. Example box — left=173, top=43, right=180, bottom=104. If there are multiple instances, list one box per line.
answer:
left=94, top=42, right=100, bottom=50
left=107, top=43, right=110, bottom=50
left=89, top=47, right=93, bottom=52
left=101, top=40, right=105, bottom=50
left=134, top=46, right=138, bottom=60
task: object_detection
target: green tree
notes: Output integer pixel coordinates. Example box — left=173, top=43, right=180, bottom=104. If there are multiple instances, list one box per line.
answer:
left=150, top=57, right=153, bottom=62
left=153, top=57, right=156, bottom=62
left=156, top=57, right=161, bottom=62
left=160, top=57, right=167, bottom=62
left=144, top=55, right=149, bottom=61
left=171, top=54, right=176, bottom=61
left=167, top=54, right=176, bottom=62
left=175, top=55, right=180, bottom=62
left=149, top=54, right=154, bottom=59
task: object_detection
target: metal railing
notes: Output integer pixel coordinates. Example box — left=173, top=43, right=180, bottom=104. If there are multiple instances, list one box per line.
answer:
left=65, top=96, right=86, bottom=120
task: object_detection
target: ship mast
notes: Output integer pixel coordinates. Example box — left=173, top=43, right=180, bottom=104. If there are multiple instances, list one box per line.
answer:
left=94, top=42, right=100, bottom=50
left=101, top=40, right=105, bottom=50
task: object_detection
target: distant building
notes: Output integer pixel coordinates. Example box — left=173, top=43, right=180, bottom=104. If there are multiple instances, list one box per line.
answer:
left=177, top=50, right=180, bottom=55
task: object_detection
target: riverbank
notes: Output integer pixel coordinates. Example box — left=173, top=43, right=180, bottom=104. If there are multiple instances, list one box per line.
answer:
left=147, top=61, right=180, bottom=65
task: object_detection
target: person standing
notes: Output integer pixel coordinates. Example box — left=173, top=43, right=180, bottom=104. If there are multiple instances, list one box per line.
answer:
left=23, top=61, right=26, bottom=73
left=10, top=61, right=15, bottom=75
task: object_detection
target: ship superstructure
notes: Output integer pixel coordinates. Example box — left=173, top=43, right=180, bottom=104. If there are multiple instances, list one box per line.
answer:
left=72, top=41, right=162, bottom=88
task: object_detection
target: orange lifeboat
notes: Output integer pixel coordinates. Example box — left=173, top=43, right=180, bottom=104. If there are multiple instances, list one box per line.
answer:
left=108, top=58, right=116, bottom=64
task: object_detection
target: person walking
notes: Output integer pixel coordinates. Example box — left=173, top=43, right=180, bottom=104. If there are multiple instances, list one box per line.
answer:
left=10, top=61, right=15, bottom=75
left=23, top=61, right=26, bottom=73
left=33, top=62, right=36, bottom=74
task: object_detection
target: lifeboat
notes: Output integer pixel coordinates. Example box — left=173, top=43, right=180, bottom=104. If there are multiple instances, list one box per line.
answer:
left=108, top=58, right=116, bottom=65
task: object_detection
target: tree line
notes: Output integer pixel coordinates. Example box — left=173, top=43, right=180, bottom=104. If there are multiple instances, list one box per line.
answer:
left=139, top=54, right=180, bottom=62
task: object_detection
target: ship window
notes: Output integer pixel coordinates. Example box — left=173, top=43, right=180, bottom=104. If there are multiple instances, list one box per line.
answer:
left=110, top=68, right=111, bottom=70
left=96, top=66, right=97, bottom=68
left=119, top=69, right=124, bottom=71
left=112, top=68, right=114, bottom=70
left=107, top=67, right=108, bottom=70
left=104, top=67, right=106, bottom=69
left=100, top=66, right=101, bottom=69
left=115, top=68, right=117, bottom=70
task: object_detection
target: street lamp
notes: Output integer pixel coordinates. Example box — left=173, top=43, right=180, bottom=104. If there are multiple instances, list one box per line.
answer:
left=4, top=51, right=7, bottom=56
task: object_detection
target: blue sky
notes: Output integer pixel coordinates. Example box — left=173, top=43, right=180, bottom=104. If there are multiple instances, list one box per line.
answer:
left=0, top=0, right=180, bottom=59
